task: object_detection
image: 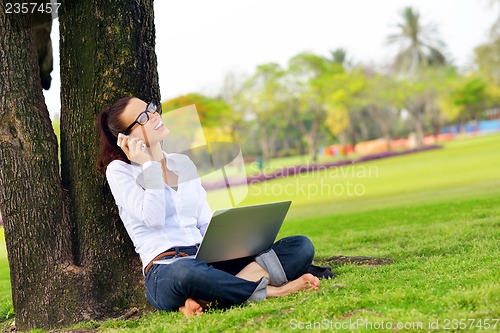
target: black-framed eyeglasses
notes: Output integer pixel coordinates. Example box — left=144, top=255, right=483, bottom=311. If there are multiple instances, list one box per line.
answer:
left=122, top=102, right=159, bottom=135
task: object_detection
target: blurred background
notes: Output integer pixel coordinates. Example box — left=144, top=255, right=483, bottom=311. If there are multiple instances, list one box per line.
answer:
left=42, top=0, right=499, bottom=171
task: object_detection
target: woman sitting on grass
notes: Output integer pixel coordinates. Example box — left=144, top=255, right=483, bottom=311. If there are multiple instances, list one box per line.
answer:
left=96, top=97, right=320, bottom=316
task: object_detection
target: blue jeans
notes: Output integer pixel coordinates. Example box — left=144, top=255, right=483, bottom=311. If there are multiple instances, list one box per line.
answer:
left=144, top=235, right=315, bottom=311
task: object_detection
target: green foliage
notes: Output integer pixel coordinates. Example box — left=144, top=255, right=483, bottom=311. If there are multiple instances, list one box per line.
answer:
left=324, top=68, right=367, bottom=140
left=475, top=37, right=500, bottom=84
left=235, top=62, right=291, bottom=159
left=243, top=62, right=287, bottom=126
left=449, top=77, right=488, bottom=121
left=162, top=93, right=232, bottom=128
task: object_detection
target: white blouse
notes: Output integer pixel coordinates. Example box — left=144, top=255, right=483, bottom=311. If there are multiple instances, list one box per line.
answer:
left=105, top=152, right=212, bottom=274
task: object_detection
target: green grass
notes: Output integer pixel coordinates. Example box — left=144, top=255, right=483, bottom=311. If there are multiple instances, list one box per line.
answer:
left=207, top=133, right=500, bottom=218
left=0, top=229, right=13, bottom=322
left=1, top=133, right=500, bottom=332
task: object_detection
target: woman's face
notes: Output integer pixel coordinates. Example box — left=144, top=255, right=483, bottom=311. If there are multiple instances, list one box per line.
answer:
left=120, top=98, right=169, bottom=146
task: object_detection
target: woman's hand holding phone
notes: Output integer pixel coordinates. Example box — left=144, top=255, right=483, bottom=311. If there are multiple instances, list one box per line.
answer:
left=117, top=134, right=151, bottom=165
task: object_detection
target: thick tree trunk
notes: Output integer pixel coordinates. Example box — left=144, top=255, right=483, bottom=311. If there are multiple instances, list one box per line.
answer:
left=0, top=7, right=97, bottom=330
left=0, top=0, right=160, bottom=329
left=59, top=0, right=160, bottom=320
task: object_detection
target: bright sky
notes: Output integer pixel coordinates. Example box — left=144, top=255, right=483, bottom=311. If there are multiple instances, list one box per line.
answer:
left=44, top=0, right=497, bottom=119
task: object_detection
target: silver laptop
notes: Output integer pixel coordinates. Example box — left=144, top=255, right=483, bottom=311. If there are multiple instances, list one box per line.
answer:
left=153, top=200, right=292, bottom=264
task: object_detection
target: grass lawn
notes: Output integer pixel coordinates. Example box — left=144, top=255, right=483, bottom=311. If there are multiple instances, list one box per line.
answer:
left=1, top=133, right=499, bottom=332
left=0, top=229, right=13, bottom=322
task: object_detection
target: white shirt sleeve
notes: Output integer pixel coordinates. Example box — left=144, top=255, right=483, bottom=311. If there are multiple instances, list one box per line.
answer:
left=106, top=160, right=167, bottom=230
left=196, top=185, right=212, bottom=236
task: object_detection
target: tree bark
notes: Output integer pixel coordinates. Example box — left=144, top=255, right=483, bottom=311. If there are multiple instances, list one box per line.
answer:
left=0, top=0, right=160, bottom=329
left=0, top=6, right=96, bottom=330
left=59, top=0, right=160, bottom=320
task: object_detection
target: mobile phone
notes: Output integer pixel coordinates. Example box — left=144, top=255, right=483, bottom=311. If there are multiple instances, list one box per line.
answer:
left=117, top=133, right=146, bottom=152
left=117, top=133, right=127, bottom=147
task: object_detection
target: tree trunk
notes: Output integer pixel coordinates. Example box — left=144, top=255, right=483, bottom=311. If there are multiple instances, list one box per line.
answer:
left=410, top=105, right=425, bottom=146
left=309, top=113, right=321, bottom=163
left=414, top=119, right=424, bottom=146
left=305, top=134, right=316, bottom=163
left=367, top=106, right=392, bottom=151
left=259, top=126, right=270, bottom=161
left=294, top=108, right=323, bottom=163
left=0, top=7, right=96, bottom=330
left=406, top=98, right=426, bottom=147
left=268, top=126, right=279, bottom=158
left=0, top=0, right=160, bottom=329
left=59, top=0, right=160, bottom=320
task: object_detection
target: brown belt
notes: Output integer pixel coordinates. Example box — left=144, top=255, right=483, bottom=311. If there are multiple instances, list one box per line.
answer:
left=145, top=250, right=189, bottom=275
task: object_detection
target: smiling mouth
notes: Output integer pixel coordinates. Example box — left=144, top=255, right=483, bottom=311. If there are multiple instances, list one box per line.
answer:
left=154, top=121, right=164, bottom=130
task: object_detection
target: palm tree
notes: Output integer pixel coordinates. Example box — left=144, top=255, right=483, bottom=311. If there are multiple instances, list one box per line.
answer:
left=386, top=7, right=447, bottom=75
left=330, top=48, right=347, bottom=66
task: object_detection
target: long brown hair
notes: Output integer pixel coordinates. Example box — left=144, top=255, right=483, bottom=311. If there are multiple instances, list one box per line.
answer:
left=96, top=96, right=134, bottom=174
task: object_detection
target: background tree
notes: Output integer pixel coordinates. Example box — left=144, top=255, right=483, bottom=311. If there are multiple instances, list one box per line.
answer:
left=475, top=1, right=500, bottom=85
left=386, top=7, right=448, bottom=145
left=218, top=72, right=248, bottom=143
left=386, top=6, right=446, bottom=76
left=419, top=67, right=456, bottom=136
left=286, top=53, right=341, bottom=162
left=0, top=0, right=159, bottom=329
left=239, top=63, right=288, bottom=161
left=324, top=67, right=366, bottom=146
left=475, top=39, right=500, bottom=84
left=364, top=72, right=404, bottom=147
left=163, top=93, right=231, bottom=127
left=162, top=93, right=233, bottom=143
left=441, top=75, right=491, bottom=123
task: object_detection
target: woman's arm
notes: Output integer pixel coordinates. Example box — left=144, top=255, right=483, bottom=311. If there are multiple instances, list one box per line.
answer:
left=196, top=185, right=212, bottom=236
left=106, top=160, right=167, bottom=229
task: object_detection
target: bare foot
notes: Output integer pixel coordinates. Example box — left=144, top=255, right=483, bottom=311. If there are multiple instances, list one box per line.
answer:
left=179, top=298, right=203, bottom=317
left=267, top=273, right=320, bottom=298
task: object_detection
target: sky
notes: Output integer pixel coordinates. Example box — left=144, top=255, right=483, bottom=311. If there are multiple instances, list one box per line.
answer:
left=43, top=0, right=498, bottom=119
